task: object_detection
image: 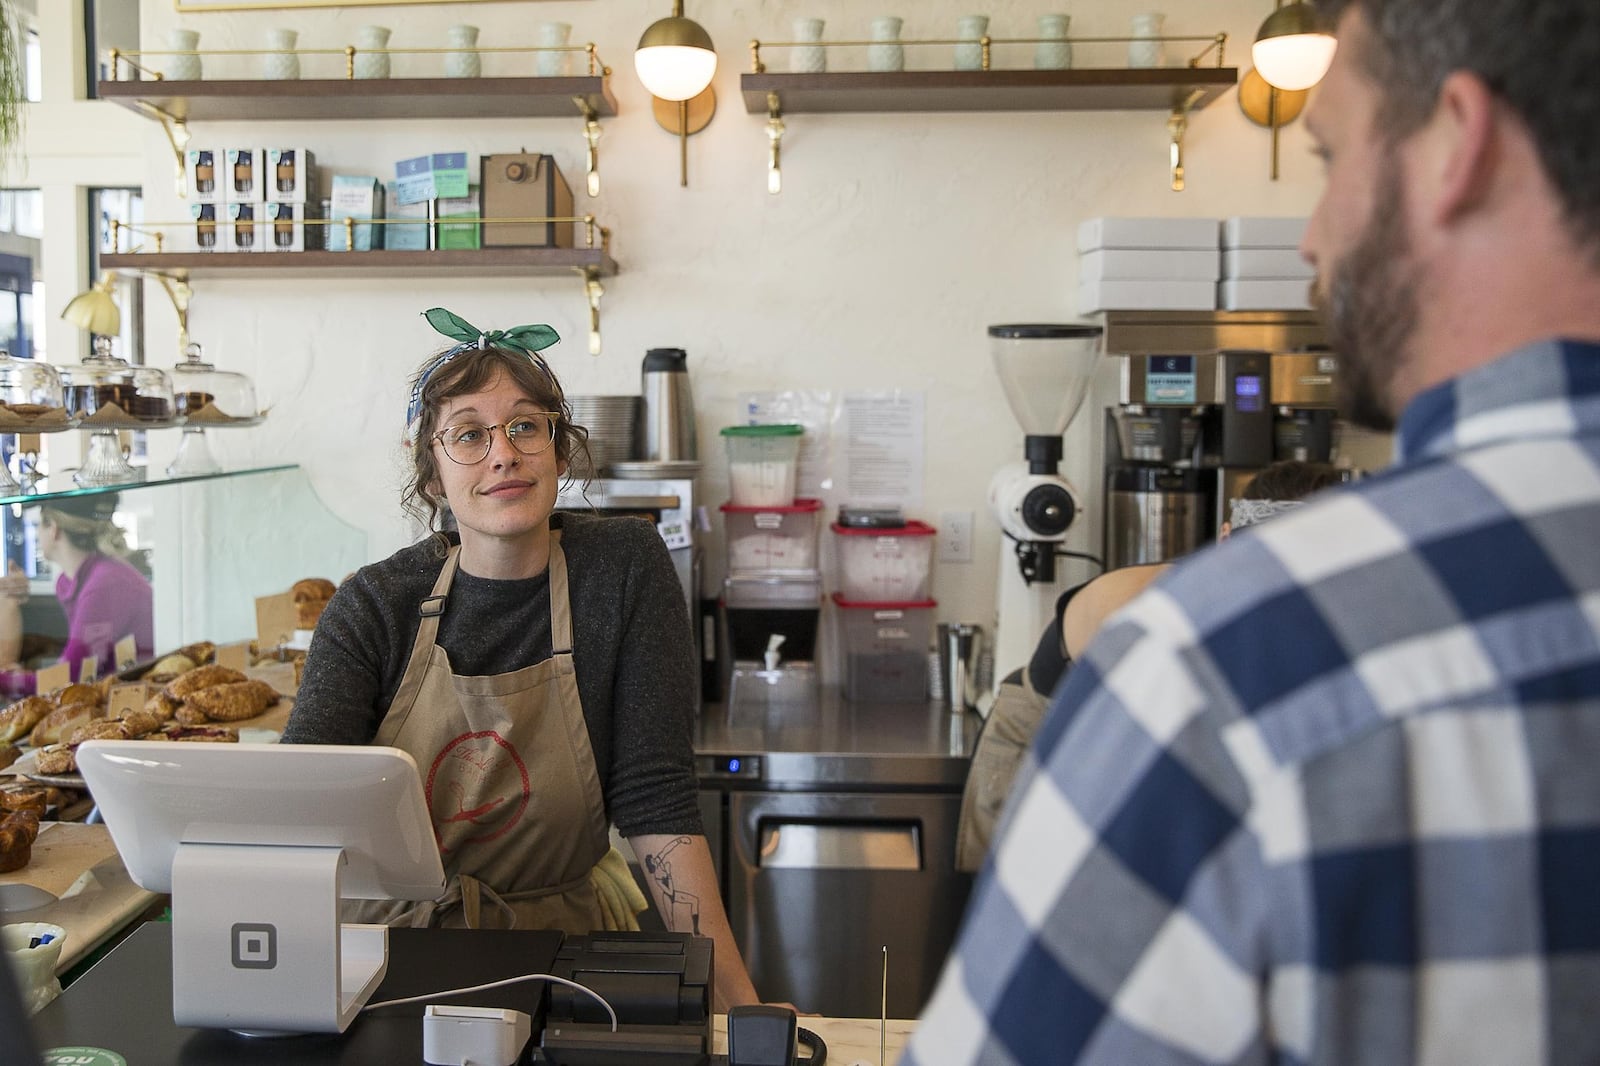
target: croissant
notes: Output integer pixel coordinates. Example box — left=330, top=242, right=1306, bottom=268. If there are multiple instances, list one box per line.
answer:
left=29, top=701, right=102, bottom=749
left=182, top=679, right=279, bottom=722
left=0, top=809, right=40, bottom=874
left=53, top=683, right=104, bottom=709
left=175, top=641, right=217, bottom=667
left=118, top=706, right=165, bottom=739
left=0, top=696, right=54, bottom=745
left=163, top=664, right=247, bottom=701
left=145, top=692, right=181, bottom=722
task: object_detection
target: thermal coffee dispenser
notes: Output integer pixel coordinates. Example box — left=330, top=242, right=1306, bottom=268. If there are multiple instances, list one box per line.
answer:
left=1104, top=348, right=1345, bottom=567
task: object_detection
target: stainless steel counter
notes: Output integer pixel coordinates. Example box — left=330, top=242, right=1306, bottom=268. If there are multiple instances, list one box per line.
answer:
left=695, top=688, right=982, bottom=789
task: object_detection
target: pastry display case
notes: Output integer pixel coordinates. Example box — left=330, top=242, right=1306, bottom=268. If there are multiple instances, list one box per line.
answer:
left=166, top=343, right=265, bottom=477
left=0, top=353, right=77, bottom=495
left=55, top=339, right=180, bottom=487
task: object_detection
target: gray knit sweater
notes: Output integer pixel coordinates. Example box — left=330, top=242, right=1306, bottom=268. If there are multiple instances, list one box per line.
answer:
left=282, top=512, right=702, bottom=838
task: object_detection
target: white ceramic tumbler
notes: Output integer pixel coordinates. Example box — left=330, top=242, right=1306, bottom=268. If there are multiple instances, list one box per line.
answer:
left=445, top=24, right=480, bottom=77
left=955, top=15, right=989, bottom=71
left=1129, top=12, right=1168, bottom=68
left=1035, top=14, right=1072, bottom=70
left=165, top=28, right=201, bottom=81
left=536, top=22, right=572, bottom=76
left=353, top=25, right=391, bottom=79
left=792, top=18, right=826, bottom=73
left=263, top=28, right=299, bottom=80
left=869, top=16, right=904, bottom=73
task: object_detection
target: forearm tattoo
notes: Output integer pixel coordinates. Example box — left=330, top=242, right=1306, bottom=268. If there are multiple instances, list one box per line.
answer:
left=642, top=835, right=702, bottom=935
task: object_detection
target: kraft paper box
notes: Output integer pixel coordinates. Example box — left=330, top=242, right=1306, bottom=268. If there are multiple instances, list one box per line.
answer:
left=224, top=202, right=266, bottom=253
left=223, top=148, right=264, bottom=203
left=264, top=148, right=318, bottom=203
left=190, top=202, right=220, bottom=252
left=480, top=153, right=575, bottom=248
left=394, top=152, right=470, bottom=206
left=383, top=182, right=432, bottom=251
left=436, top=185, right=481, bottom=250
left=265, top=202, right=321, bottom=252
left=326, top=175, right=384, bottom=251
left=185, top=148, right=222, bottom=204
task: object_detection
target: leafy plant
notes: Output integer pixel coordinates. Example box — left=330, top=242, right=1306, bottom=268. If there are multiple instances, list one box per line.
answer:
left=0, top=0, right=23, bottom=156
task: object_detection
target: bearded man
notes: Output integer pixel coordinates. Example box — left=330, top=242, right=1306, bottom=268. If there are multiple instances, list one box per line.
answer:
left=905, top=0, right=1600, bottom=1062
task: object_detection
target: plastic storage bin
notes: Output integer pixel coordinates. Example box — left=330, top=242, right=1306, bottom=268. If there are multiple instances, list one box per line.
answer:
left=832, top=593, right=936, bottom=702
left=830, top=521, right=937, bottom=602
left=721, top=423, right=803, bottom=507
left=722, top=573, right=823, bottom=664
left=722, top=498, right=822, bottom=573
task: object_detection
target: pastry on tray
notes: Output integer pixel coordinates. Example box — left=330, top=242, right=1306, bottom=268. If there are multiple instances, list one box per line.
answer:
left=182, top=679, right=280, bottom=723
left=0, top=696, right=55, bottom=745
left=29, top=700, right=103, bottom=748
left=293, top=577, right=337, bottom=629
left=0, top=809, right=41, bottom=874
left=163, top=663, right=247, bottom=701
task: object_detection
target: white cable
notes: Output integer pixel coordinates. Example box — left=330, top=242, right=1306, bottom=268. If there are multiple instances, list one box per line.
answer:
left=362, top=972, right=619, bottom=1031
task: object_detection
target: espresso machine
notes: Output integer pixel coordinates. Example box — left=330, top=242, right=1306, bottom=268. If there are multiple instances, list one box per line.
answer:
left=1104, top=350, right=1276, bottom=567
left=1269, top=349, right=1342, bottom=463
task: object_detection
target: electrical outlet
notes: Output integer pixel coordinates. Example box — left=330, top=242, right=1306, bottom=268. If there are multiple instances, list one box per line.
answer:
left=938, top=510, right=974, bottom=563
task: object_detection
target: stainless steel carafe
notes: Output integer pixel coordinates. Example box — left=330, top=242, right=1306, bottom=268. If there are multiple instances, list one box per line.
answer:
left=638, top=348, right=697, bottom=461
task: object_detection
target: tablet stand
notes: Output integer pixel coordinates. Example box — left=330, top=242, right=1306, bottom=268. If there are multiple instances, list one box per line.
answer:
left=171, top=842, right=389, bottom=1035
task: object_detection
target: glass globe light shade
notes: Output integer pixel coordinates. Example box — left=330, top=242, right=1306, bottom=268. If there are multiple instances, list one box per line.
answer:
left=635, top=15, right=717, bottom=101
left=1252, top=3, right=1337, bottom=91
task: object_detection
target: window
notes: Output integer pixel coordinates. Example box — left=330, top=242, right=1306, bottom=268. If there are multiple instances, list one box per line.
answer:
left=0, top=188, right=43, bottom=360
left=88, top=186, right=144, bottom=367
left=86, top=0, right=143, bottom=96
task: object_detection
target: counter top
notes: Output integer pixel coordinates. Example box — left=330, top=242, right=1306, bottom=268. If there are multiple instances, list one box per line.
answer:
left=697, top=689, right=981, bottom=788
left=713, top=1013, right=914, bottom=1061
left=0, top=823, right=160, bottom=975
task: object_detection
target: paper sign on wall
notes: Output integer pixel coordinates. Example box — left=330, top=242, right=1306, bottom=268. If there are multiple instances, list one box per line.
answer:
left=255, top=593, right=298, bottom=651
left=35, top=661, right=71, bottom=693
left=114, top=635, right=139, bottom=672
left=216, top=641, right=251, bottom=672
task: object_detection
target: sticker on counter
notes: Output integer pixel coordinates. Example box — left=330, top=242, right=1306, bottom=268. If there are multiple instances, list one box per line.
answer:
left=45, top=1049, right=129, bottom=1066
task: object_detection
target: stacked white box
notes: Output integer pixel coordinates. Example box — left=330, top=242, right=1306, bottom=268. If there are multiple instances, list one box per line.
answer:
left=1219, top=216, right=1314, bottom=310
left=1076, top=217, right=1221, bottom=314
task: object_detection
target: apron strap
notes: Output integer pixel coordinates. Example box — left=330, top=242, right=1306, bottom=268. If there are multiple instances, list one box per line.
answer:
left=549, top=530, right=573, bottom=655
left=383, top=545, right=462, bottom=735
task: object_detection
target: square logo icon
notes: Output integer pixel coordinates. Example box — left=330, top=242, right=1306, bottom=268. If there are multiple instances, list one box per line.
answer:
left=231, top=922, right=277, bottom=969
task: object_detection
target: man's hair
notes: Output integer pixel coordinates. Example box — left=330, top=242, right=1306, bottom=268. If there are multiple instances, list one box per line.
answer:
left=1242, top=460, right=1346, bottom=502
left=1318, top=0, right=1600, bottom=260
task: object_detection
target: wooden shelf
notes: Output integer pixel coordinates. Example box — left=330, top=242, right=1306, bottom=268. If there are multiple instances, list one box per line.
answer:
left=742, top=67, right=1236, bottom=114
left=97, top=76, right=617, bottom=122
left=100, top=247, right=618, bottom=280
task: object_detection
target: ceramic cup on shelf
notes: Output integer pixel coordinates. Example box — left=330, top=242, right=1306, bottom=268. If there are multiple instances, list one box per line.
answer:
left=868, top=16, right=904, bottom=73
left=954, top=14, right=989, bottom=70
left=445, top=24, right=481, bottom=78
left=353, top=25, right=391, bottom=79
left=1129, top=12, right=1168, bottom=68
left=262, top=28, right=299, bottom=80
left=792, top=17, right=826, bottom=73
left=536, top=21, right=572, bottom=76
left=165, top=27, right=202, bottom=81
left=1035, top=13, right=1072, bottom=70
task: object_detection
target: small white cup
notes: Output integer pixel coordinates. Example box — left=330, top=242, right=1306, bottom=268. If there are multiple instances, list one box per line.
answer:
left=3, top=922, right=67, bottom=1014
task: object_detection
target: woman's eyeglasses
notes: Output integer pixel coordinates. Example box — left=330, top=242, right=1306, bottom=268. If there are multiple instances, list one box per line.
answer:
left=432, top=414, right=559, bottom=465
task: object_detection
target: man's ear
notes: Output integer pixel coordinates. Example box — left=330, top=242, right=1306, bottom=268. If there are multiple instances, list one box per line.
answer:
left=1421, top=70, right=1499, bottom=228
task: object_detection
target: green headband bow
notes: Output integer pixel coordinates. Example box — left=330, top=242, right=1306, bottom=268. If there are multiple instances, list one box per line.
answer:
left=408, top=308, right=562, bottom=436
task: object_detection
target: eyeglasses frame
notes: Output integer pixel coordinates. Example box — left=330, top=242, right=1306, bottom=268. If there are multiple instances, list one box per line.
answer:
left=431, top=412, right=563, bottom=466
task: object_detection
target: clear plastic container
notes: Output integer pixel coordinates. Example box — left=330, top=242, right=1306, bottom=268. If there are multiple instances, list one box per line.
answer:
left=723, top=573, right=822, bottom=664
left=831, top=521, right=937, bottom=602
left=832, top=593, right=937, bottom=702
left=0, top=351, right=73, bottom=431
left=58, top=342, right=176, bottom=428
left=170, top=342, right=262, bottom=424
left=722, top=498, right=822, bottom=573
left=721, top=423, right=803, bottom=507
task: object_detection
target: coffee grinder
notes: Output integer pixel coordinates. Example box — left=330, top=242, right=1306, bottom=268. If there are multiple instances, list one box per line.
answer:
left=986, top=324, right=1104, bottom=683
left=1104, top=349, right=1275, bottom=567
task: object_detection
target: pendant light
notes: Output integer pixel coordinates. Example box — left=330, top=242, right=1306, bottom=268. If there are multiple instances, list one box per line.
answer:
left=634, top=1, right=716, bottom=102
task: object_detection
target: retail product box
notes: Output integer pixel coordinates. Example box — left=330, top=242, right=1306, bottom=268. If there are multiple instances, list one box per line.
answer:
left=436, top=186, right=481, bottom=250
left=481, top=153, right=575, bottom=248
left=831, top=520, right=936, bottom=602
left=1222, top=248, right=1314, bottom=280
left=722, top=498, right=823, bottom=573
left=1222, top=216, right=1308, bottom=248
left=185, top=148, right=222, bottom=203
left=394, top=152, right=471, bottom=206
left=264, top=202, right=321, bottom=252
left=383, top=183, right=432, bottom=251
left=832, top=594, right=937, bottom=703
left=223, top=148, right=264, bottom=203
left=264, top=148, right=318, bottom=203
left=1076, top=216, right=1220, bottom=253
left=223, top=202, right=266, bottom=253
left=326, top=175, right=384, bottom=252
left=1077, top=279, right=1217, bottom=314
left=1218, top=278, right=1315, bottom=311
left=189, top=202, right=220, bottom=252
left=1079, top=248, right=1219, bottom=283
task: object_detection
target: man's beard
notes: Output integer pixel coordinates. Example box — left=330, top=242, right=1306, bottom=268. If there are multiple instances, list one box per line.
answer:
left=1315, top=157, right=1418, bottom=433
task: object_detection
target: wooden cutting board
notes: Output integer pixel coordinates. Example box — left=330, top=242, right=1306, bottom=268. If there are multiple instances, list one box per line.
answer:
left=0, top=823, right=121, bottom=898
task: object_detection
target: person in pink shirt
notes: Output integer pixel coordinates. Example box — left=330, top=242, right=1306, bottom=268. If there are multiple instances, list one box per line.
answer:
left=0, top=492, right=153, bottom=692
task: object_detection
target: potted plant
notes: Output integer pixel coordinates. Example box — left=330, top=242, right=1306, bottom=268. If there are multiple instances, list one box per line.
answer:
left=0, top=0, right=23, bottom=154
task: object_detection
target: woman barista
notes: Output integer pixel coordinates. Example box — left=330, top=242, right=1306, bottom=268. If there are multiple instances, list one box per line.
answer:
left=283, top=310, right=762, bottom=1009
left=0, top=492, right=154, bottom=690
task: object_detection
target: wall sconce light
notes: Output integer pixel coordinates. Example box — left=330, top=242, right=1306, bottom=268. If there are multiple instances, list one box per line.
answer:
left=635, top=1, right=717, bottom=187
left=1239, top=68, right=1310, bottom=180
left=61, top=273, right=123, bottom=339
left=1252, top=1, right=1336, bottom=91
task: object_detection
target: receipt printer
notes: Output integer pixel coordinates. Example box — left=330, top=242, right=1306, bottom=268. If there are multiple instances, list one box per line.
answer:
left=540, top=931, right=713, bottom=1066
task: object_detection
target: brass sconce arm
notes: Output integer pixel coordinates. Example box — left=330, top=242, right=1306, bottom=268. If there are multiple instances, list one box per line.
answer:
left=766, top=92, right=785, bottom=195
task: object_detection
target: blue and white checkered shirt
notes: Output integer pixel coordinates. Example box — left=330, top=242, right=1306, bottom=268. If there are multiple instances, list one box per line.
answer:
left=905, top=338, right=1600, bottom=1065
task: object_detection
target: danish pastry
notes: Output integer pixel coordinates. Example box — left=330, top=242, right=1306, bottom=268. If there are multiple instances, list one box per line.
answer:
left=163, top=664, right=247, bottom=701
left=32, top=744, right=75, bottom=775
left=0, top=809, right=40, bottom=874
left=182, top=679, right=279, bottom=722
left=29, top=701, right=102, bottom=748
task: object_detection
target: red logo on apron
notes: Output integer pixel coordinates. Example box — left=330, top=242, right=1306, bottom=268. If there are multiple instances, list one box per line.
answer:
left=426, top=730, right=531, bottom=853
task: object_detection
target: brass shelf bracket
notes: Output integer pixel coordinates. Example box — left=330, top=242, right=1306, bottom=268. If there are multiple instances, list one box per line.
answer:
left=581, top=266, right=605, bottom=356
left=766, top=92, right=785, bottom=195
left=133, top=100, right=193, bottom=199
left=1167, top=89, right=1204, bottom=192
left=576, top=97, right=603, bottom=197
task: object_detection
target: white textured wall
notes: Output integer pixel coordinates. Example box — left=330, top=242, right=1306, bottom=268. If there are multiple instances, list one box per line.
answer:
left=124, top=0, right=1327, bottom=673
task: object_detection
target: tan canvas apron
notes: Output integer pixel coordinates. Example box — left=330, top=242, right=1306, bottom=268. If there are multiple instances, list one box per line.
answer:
left=345, top=533, right=610, bottom=933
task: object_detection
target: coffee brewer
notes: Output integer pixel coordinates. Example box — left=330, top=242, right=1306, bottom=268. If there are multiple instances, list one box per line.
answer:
left=1269, top=349, right=1341, bottom=463
left=1104, top=350, right=1277, bottom=567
